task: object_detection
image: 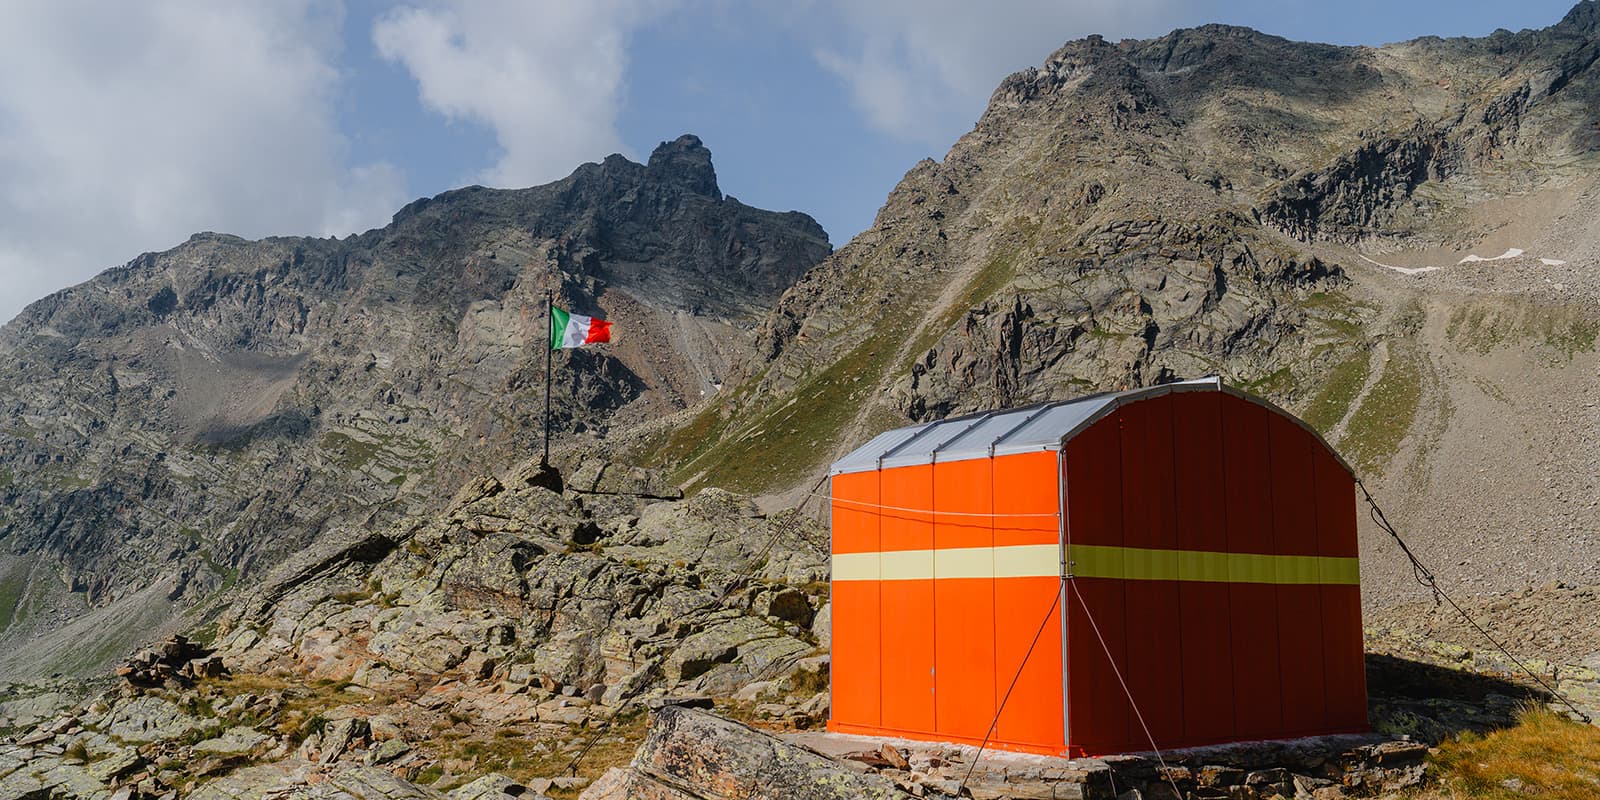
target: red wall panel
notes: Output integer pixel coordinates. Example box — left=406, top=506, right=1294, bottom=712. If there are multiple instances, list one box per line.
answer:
left=1267, top=417, right=1327, bottom=733
left=1315, top=447, right=1366, bottom=729
left=1067, top=577, right=1131, bottom=753
left=1221, top=396, right=1283, bottom=737
left=1118, top=401, right=1184, bottom=746
left=1322, top=584, right=1367, bottom=730
left=1313, top=447, right=1360, bottom=558
left=1172, top=392, right=1230, bottom=551
left=1171, top=392, right=1237, bottom=741
left=1065, top=420, right=1130, bottom=752
left=1177, top=582, right=1235, bottom=742
left=1275, top=584, right=1328, bottom=733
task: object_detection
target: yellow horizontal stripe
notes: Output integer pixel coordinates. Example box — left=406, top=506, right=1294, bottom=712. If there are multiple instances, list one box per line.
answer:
left=880, top=549, right=934, bottom=581
left=832, top=544, right=1358, bottom=585
left=831, top=552, right=879, bottom=581
left=1068, top=544, right=1358, bottom=585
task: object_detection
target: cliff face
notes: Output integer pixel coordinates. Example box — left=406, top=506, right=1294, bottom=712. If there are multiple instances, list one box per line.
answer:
left=0, top=135, right=830, bottom=678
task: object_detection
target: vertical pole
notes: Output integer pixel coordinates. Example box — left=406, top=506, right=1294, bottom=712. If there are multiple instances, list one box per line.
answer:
left=542, top=290, right=553, bottom=468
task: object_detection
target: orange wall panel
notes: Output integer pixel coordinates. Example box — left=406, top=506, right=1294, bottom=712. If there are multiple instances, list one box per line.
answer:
left=832, top=580, right=881, bottom=729
left=830, top=471, right=882, bottom=730
left=993, top=451, right=1060, bottom=546
left=876, top=464, right=935, bottom=734
left=880, top=579, right=936, bottom=734
left=933, top=458, right=996, bottom=740
left=832, top=471, right=881, bottom=554
left=935, top=578, right=997, bottom=740
left=880, top=464, right=934, bottom=552
left=934, top=457, right=993, bottom=550
left=995, top=576, right=1064, bottom=748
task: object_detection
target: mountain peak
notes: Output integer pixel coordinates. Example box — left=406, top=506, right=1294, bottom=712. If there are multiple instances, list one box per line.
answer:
left=1558, top=0, right=1598, bottom=33
left=647, top=133, right=721, bottom=199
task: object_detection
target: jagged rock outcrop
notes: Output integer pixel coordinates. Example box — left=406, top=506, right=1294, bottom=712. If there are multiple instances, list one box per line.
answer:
left=582, top=707, right=915, bottom=800
left=0, top=135, right=830, bottom=679
left=212, top=454, right=827, bottom=705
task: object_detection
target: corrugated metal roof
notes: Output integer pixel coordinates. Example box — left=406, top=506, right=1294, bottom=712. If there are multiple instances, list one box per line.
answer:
left=829, top=377, right=1350, bottom=475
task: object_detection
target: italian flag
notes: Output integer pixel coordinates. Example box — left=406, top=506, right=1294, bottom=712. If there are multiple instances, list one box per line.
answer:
left=550, top=306, right=612, bottom=349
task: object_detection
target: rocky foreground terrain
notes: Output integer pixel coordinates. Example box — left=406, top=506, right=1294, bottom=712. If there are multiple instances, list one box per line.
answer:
left=9, top=453, right=1590, bottom=800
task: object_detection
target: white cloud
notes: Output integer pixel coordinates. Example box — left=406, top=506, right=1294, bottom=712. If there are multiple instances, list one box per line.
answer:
left=373, top=0, right=669, bottom=189
left=0, top=1, right=406, bottom=326
left=809, top=0, right=1180, bottom=146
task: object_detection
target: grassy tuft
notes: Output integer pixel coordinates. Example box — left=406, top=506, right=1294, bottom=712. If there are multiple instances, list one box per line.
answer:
left=1420, top=706, right=1600, bottom=800
left=1302, top=353, right=1370, bottom=433
left=1340, top=351, right=1421, bottom=474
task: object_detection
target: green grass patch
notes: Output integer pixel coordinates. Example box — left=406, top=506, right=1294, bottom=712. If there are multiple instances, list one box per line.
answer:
left=1340, top=352, right=1422, bottom=475
left=0, top=468, right=12, bottom=488
left=320, top=431, right=384, bottom=470
left=649, top=394, right=739, bottom=471
left=906, top=245, right=1021, bottom=362
left=1298, top=290, right=1371, bottom=341
left=0, top=575, right=22, bottom=635
left=1540, top=316, right=1599, bottom=361
left=677, top=332, right=903, bottom=494
left=1446, top=302, right=1599, bottom=362
left=1302, top=353, right=1370, bottom=433
left=1240, top=366, right=1298, bottom=399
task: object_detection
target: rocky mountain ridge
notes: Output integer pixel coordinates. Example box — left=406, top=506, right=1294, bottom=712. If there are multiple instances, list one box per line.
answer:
left=651, top=2, right=1600, bottom=607
left=0, top=135, right=829, bottom=679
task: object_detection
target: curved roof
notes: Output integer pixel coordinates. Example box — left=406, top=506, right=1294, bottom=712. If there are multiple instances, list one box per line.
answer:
left=829, top=377, right=1351, bottom=475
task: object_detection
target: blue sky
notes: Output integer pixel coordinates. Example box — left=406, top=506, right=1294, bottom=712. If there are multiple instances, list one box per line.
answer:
left=0, top=1, right=1584, bottom=323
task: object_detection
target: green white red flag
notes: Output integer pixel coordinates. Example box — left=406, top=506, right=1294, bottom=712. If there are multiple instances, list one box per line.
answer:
left=550, top=306, right=612, bottom=349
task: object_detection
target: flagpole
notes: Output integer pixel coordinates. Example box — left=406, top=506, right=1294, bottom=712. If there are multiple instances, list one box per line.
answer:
left=542, top=289, right=553, bottom=469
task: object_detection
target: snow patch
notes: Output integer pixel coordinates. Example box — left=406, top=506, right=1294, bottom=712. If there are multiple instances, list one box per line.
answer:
left=1458, top=248, right=1525, bottom=263
left=1358, top=254, right=1438, bottom=275
left=1540, top=258, right=1568, bottom=266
